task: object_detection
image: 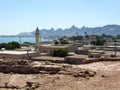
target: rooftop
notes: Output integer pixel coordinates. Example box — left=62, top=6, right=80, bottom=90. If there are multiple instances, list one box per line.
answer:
left=0, top=50, right=36, bottom=55
left=40, top=44, right=70, bottom=48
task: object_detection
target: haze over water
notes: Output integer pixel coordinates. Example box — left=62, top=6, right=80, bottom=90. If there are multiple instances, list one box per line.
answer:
left=0, top=37, right=51, bottom=43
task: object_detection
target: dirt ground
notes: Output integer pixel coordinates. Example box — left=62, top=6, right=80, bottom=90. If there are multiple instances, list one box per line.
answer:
left=0, top=61, right=120, bottom=90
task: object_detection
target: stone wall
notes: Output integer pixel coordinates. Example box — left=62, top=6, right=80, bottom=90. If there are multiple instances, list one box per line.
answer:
left=0, top=60, right=61, bottom=74
left=0, top=65, right=61, bottom=74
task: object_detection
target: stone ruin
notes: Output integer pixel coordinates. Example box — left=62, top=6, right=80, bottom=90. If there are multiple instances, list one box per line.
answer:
left=0, top=59, right=96, bottom=78
left=0, top=59, right=96, bottom=89
left=0, top=59, right=60, bottom=74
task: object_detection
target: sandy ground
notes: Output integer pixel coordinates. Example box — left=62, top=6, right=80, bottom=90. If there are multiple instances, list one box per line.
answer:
left=74, top=61, right=120, bottom=71
left=0, top=61, right=120, bottom=90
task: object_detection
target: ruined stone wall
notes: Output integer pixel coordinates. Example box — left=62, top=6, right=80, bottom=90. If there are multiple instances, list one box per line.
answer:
left=0, top=60, right=61, bottom=74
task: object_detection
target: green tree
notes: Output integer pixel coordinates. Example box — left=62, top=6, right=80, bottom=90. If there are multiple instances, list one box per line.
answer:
left=59, top=38, right=69, bottom=44
left=52, top=49, right=68, bottom=57
left=6, top=43, right=15, bottom=50
left=8, top=41, right=20, bottom=48
left=102, top=33, right=106, bottom=37
left=60, top=39, right=69, bottom=44
left=54, top=40, right=59, bottom=45
left=23, top=42, right=32, bottom=45
left=6, top=41, right=21, bottom=50
left=116, top=34, right=120, bottom=39
left=91, top=37, right=106, bottom=46
left=0, top=42, right=21, bottom=50
left=69, top=35, right=83, bottom=41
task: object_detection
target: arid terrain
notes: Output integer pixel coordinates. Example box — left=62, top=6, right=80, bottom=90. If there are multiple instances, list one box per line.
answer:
left=0, top=60, right=120, bottom=90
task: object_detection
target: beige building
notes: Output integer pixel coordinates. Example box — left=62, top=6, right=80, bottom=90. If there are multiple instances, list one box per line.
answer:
left=38, top=44, right=78, bottom=55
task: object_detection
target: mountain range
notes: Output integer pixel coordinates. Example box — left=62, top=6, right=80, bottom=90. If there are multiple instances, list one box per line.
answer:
left=17, top=24, right=120, bottom=38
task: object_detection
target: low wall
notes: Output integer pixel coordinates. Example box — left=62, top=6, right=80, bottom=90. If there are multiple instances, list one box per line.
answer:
left=65, top=57, right=120, bottom=64
left=65, top=57, right=85, bottom=64
left=75, top=50, right=88, bottom=55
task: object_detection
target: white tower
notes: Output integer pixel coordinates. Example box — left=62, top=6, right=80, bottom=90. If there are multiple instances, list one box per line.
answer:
left=35, top=27, right=40, bottom=50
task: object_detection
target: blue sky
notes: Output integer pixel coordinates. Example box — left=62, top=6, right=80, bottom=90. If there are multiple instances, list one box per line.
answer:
left=0, top=0, right=120, bottom=35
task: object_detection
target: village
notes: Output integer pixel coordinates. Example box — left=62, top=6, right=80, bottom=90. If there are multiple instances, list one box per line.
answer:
left=0, top=27, right=120, bottom=63
left=0, top=28, right=120, bottom=90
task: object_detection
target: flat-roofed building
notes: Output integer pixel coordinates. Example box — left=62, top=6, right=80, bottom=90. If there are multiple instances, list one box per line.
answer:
left=0, top=50, right=40, bottom=59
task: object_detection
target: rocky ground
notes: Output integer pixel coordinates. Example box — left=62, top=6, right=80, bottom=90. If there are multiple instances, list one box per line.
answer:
left=0, top=60, right=120, bottom=90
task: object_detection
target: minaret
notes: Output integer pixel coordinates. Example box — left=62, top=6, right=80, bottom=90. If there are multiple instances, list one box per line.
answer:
left=35, top=27, right=40, bottom=50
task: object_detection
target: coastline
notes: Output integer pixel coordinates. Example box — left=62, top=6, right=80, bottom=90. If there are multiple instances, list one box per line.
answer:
left=0, top=36, right=52, bottom=43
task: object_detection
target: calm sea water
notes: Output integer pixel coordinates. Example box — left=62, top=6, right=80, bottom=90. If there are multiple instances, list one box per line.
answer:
left=0, top=37, right=52, bottom=43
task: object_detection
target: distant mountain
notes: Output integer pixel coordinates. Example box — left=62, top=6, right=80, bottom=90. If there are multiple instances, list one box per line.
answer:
left=17, top=32, right=33, bottom=36
left=17, top=24, right=120, bottom=38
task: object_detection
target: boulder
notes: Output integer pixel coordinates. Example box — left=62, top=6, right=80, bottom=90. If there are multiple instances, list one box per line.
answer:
left=26, top=81, right=40, bottom=90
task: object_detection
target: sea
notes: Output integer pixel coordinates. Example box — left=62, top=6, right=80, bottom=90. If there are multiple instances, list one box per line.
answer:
left=0, top=36, right=52, bottom=44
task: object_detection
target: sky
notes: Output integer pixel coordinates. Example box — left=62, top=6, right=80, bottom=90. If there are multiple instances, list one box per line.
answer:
left=0, top=0, right=120, bottom=35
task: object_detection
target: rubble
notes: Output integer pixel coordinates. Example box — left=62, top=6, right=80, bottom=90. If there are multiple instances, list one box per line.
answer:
left=0, top=59, right=96, bottom=90
left=0, top=59, right=96, bottom=77
left=59, top=66, right=96, bottom=78
left=4, top=82, right=20, bottom=89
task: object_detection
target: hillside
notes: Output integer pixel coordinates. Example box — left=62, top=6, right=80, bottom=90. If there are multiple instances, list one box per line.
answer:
left=17, top=24, right=120, bottom=38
